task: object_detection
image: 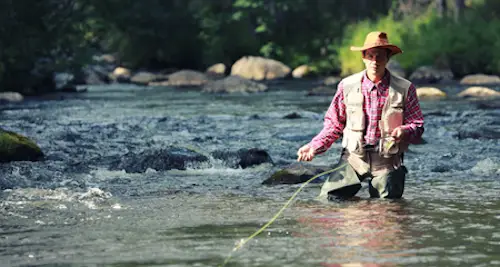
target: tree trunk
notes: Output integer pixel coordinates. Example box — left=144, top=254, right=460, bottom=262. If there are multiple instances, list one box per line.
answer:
left=455, top=0, right=465, bottom=21
left=437, top=0, right=447, bottom=17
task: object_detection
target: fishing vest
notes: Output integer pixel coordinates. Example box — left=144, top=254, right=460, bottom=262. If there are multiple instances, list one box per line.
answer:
left=341, top=70, right=411, bottom=157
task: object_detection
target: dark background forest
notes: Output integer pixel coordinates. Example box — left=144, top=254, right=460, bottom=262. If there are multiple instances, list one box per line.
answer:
left=0, top=0, right=499, bottom=94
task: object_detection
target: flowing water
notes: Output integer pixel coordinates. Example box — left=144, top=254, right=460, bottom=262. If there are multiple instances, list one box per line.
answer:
left=0, top=82, right=499, bottom=267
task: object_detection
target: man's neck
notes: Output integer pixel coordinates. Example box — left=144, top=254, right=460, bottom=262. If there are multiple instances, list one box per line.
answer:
left=366, top=70, right=386, bottom=83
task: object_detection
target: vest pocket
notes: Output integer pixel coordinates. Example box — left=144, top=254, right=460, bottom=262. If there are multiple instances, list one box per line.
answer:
left=347, top=107, right=365, bottom=131
left=383, top=107, right=403, bottom=134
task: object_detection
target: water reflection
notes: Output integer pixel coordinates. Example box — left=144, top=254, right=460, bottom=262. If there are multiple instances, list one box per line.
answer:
left=296, top=199, right=414, bottom=267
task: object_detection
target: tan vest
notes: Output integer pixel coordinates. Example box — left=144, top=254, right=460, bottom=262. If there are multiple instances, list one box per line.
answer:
left=341, top=70, right=411, bottom=157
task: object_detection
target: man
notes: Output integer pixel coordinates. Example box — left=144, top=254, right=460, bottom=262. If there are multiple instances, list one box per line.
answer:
left=297, top=31, right=424, bottom=199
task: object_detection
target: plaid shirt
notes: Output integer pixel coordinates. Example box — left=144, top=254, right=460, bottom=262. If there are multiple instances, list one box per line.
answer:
left=309, top=70, right=424, bottom=154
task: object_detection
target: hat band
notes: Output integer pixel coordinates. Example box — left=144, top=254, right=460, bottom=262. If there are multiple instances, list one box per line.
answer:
left=364, top=41, right=390, bottom=47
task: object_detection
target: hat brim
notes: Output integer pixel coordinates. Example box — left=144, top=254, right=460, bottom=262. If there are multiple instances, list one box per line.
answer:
left=350, top=44, right=403, bottom=57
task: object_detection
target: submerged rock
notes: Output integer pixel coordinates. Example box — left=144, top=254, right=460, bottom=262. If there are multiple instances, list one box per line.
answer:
left=0, top=129, right=44, bottom=162
left=262, top=162, right=331, bottom=185
left=211, top=148, right=273, bottom=169
left=457, top=127, right=500, bottom=140
left=110, top=146, right=209, bottom=173
left=476, top=100, right=500, bottom=110
left=457, top=87, right=500, bottom=98
left=149, top=70, right=210, bottom=87
left=306, top=85, right=336, bottom=96
left=202, top=75, right=268, bottom=93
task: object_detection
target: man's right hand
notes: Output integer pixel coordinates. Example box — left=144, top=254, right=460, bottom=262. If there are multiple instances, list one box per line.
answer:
left=297, top=144, right=315, bottom=161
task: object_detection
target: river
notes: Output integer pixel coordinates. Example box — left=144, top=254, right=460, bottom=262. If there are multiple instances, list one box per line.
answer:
left=1, top=82, right=499, bottom=267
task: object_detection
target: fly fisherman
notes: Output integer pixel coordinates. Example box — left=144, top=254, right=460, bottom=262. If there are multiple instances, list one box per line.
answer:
left=297, top=31, right=424, bottom=199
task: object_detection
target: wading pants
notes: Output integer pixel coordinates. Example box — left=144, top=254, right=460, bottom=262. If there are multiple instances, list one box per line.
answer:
left=319, top=148, right=407, bottom=200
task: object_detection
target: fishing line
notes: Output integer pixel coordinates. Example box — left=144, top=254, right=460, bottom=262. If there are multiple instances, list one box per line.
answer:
left=219, top=162, right=348, bottom=267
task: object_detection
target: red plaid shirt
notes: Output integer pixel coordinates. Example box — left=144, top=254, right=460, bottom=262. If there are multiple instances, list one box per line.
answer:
left=309, top=70, right=424, bottom=154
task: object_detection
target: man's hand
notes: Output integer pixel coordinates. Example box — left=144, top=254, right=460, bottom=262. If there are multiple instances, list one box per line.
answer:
left=297, top=144, right=315, bottom=161
left=391, top=126, right=406, bottom=142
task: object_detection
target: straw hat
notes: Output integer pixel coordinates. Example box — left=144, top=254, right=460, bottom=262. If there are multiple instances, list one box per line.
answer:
left=350, top=31, right=402, bottom=57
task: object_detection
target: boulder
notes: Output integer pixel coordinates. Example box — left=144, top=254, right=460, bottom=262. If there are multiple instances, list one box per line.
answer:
left=149, top=70, right=210, bottom=87
left=202, top=75, right=268, bottom=94
left=0, top=92, right=24, bottom=103
left=0, top=129, right=44, bottom=162
left=292, top=65, right=312, bottom=78
left=409, top=66, right=453, bottom=84
left=416, top=87, right=447, bottom=99
left=110, top=147, right=209, bottom=173
left=211, top=148, right=273, bottom=169
left=79, top=65, right=111, bottom=85
left=54, top=72, right=75, bottom=90
left=459, top=74, right=500, bottom=85
left=457, top=87, right=500, bottom=98
left=92, top=54, right=118, bottom=65
left=231, top=56, right=291, bottom=80
left=262, top=162, right=330, bottom=185
left=206, top=63, right=226, bottom=76
left=109, top=67, right=132, bottom=83
left=387, top=60, right=406, bottom=78
left=130, top=71, right=164, bottom=85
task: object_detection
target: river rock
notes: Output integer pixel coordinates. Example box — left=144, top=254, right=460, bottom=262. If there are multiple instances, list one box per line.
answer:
left=110, top=147, right=209, bottom=173
left=54, top=72, right=75, bottom=90
left=231, top=56, right=291, bottom=80
left=130, top=71, right=164, bottom=85
left=0, top=128, right=44, bottom=163
left=206, top=63, right=226, bottom=76
left=460, top=74, right=500, bottom=85
left=476, top=100, right=500, bottom=110
left=416, top=87, right=447, bottom=99
left=292, top=65, right=312, bottom=78
left=457, top=127, right=500, bottom=140
left=387, top=60, right=405, bottom=78
left=262, top=162, right=330, bottom=185
left=109, top=67, right=132, bottom=83
left=149, top=70, right=210, bottom=87
left=457, top=87, right=500, bottom=98
left=307, top=85, right=336, bottom=96
left=79, top=65, right=111, bottom=85
left=211, top=148, right=273, bottom=169
left=409, top=66, right=453, bottom=84
left=307, top=76, right=340, bottom=96
left=0, top=92, right=24, bottom=103
left=202, top=75, right=268, bottom=93
left=92, top=54, right=118, bottom=65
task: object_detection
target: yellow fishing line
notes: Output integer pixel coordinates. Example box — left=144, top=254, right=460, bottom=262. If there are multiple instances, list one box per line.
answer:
left=219, top=162, right=348, bottom=267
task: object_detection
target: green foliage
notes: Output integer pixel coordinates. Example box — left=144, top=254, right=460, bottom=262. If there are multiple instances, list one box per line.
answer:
left=337, top=3, right=500, bottom=77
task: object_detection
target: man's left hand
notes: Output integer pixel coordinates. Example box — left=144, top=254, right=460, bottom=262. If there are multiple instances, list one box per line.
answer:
left=391, top=127, right=406, bottom=142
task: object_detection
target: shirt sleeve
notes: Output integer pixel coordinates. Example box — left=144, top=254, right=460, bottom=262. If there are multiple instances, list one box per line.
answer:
left=308, top=81, right=346, bottom=154
left=400, top=83, right=425, bottom=143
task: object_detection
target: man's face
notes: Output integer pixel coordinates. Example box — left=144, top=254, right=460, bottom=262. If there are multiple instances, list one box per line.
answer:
left=362, top=48, right=389, bottom=77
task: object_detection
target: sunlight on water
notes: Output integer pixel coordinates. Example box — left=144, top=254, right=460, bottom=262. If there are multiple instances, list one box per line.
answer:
left=0, top=85, right=499, bottom=266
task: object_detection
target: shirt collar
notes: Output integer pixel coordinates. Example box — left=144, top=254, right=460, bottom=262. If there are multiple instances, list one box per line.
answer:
left=362, top=69, right=390, bottom=91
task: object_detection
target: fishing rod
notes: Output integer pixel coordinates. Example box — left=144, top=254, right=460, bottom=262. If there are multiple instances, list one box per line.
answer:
left=219, top=162, right=348, bottom=267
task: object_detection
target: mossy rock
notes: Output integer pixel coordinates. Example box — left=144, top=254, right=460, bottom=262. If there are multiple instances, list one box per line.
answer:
left=0, top=129, right=44, bottom=162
